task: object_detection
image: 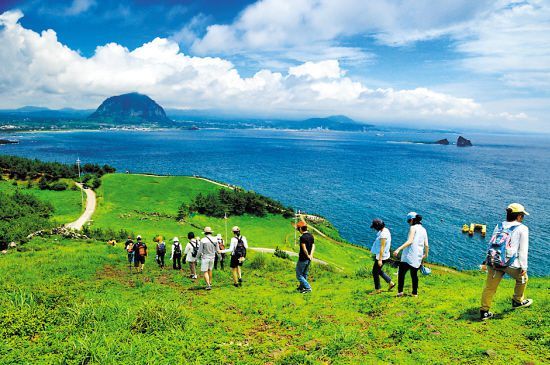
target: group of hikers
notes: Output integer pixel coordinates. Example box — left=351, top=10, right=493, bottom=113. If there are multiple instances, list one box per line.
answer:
left=124, top=226, right=248, bottom=289
left=123, top=202, right=532, bottom=321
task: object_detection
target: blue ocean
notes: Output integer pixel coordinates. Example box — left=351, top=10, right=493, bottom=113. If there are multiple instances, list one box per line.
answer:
left=2, top=129, right=549, bottom=275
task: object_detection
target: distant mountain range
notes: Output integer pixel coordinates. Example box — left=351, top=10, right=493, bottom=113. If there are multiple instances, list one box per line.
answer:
left=0, top=92, right=374, bottom=131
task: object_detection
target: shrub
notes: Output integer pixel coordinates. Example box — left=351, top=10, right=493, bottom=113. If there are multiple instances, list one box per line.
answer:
left=249, top=254, right=267, bottom=269
left=49, top=182, right=68, bottom=191
left=274, top=247, right=291, bottom=260
left=355, top=266, right=371, bottom=278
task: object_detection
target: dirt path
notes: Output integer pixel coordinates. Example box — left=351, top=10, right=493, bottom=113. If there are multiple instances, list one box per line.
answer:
left=193, top=176, right=235, bottom=190
left=66, top=183, right=96, bottom=230
left=249, top=247, right=343, bottom=271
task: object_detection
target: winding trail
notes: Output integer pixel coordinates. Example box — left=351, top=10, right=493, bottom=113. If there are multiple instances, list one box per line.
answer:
left=249, top=247, right=344, bottom=271
left=66, top=183, right=96, bottom=230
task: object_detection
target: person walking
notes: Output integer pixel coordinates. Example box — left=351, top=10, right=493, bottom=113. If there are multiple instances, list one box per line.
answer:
left=198, top=227, right=217, bottom=290
left=124, top=236, right=134, bottom=272
left=479, top=203, right=532, bottom=320
left=155, top=236, right=166, bottom=269
left=184, top=232, right=199, bottom=279
left=214, top=234, right=226, bottom=270
left=133, top=235, right=148, bottom=274
left=171, top=237, right=183, bottom=270
left=296, top=221, right=314, bottom=294
left=369, top=219, right=396, bottom=294
left=219, top=226, right=248, bottom=287
left=393, top=212, right=429, bottom=297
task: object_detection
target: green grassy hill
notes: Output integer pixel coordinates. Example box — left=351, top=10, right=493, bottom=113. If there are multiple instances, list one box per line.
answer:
left=0, top=178, right=82, bottom=224
left=1, top=173, right=548, bottom=364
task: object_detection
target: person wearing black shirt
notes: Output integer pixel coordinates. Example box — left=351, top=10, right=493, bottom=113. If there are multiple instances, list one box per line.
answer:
left=296, top=221, right=315, bottom=293
left=133, top=235, right=148, bottom=273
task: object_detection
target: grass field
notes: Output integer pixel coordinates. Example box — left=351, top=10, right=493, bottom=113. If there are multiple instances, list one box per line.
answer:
left=1, top=173, right=548, bottom=364
left=0, top=179, right=82, bottom=224
left=0, top=238, right=548, bottom=364
left=93, top=174, right=372, bottom=271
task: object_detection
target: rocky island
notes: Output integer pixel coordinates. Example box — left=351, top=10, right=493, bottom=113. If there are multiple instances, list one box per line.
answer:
left=457, top=136, right=473, bottom=147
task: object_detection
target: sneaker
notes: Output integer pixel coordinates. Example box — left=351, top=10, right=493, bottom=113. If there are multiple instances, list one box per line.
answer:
left=238, top=277, right=243, bottom=283
left=233, top=283, right=239, bottom=288
left=300, top=288, right=312, bottom=294
left=480, top=311, right=494, bottom=320
left=388, top=282, right=396, bottom=291
left=396, top=292, right=404, bottom=297
left=512, top=299, right=533, bottom=309
left=192, top=275, right=197, bottom=279
left=205, top=285, right=212, bottom=291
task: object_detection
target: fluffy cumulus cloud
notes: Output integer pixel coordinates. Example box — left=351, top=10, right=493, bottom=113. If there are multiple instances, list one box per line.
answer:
left=0, top=10, right=528, bottom=127
left=191, top=0, right=550, bottom=93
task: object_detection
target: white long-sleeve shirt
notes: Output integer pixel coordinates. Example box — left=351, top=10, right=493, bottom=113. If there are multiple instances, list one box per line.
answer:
left=493, top=221, right=529, bottom=270
left=220, top=236, right=248, bottom=255
left=170, top=242, right=183, bottom=259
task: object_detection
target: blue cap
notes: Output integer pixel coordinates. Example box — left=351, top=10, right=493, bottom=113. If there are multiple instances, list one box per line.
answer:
left=406, top=212, right=417, bottom=220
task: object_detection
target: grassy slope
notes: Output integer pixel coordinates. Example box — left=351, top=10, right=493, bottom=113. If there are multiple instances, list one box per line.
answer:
left=0, top=239, right=548, bottom=364
left=93, top=174, right=372, bottom=271
left=0, top=179, right=82, bottom=224
left=1, top=173, right=548, bottom=364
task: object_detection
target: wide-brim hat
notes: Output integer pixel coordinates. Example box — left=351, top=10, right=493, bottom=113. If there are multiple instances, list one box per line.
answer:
left=204, top=226, right=213, bottom=234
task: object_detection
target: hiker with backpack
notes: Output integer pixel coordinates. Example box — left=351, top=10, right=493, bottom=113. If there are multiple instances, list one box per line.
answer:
left=198, top=227, right=217, bottom=290
left=214, top=234, right=226, bottom=270
left=393, top=212, right=429, bottom=297
left=171, top=237, right=183, bottom=270
left=296, top=221, right=314, bottom=294
left=219, top=226, right=248, bottom=287
left=155, top=236, right=166, bottom=269
left=184, top=232, right=199, bottom=279
left=369, top=219, right=396, bottom=295
left=124, top=236, right=134, bottom=271
left=480, top=203, right=532, bottom=320
left=133, top=235, right=148, bottom=274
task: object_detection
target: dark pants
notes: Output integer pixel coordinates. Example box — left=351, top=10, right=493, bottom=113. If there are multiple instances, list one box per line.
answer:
left=372, top=259, right=392, bottom=290
left=214, top=253, right=225, bottom=270
left=173, top=254, right=182, bottom=270
left=398, top=262, right=419, bottom=295
left=156, top=253, right=165, bottom=268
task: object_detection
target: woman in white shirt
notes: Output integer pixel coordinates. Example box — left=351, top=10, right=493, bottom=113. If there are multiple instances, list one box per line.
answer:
left=183, top=232, right=199, bottom=279
left=219, top=226, right=248, bottom=287
left=393, top=212, right=429, bottom=297
left=369, top=219, right=396, bottom=294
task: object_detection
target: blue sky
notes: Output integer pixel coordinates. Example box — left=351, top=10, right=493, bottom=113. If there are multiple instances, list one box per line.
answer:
left=0, top=0, right=549, bottom=131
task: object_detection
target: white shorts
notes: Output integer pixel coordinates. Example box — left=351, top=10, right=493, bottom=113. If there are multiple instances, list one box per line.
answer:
left=201, top=257, right=215, bottom=272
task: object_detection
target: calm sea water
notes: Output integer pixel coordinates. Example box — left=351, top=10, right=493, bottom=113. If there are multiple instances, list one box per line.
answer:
left=2, top=129, right=549, bottom=275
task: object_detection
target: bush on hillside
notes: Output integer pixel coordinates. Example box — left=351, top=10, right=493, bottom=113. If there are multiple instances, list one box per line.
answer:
left=81, top=226, right=134, bottom=242
left=0, top=155, right=115, bottom=189
left=274, top=247, right=291, bottom=260
left=188, top=188, right=294, bottom=218
left=0, top=190, right=54, bottom=244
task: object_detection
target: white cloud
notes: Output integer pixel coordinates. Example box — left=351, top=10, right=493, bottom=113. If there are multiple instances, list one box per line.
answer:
left=455, top=0, right=550, bottom=90
left=190, top=0, right=493, bottom=57
left=190, top=0, right=550, bottom=94
left=64, top=0, right=96, bottom=16
left=0, top=10, right=533, bottom=129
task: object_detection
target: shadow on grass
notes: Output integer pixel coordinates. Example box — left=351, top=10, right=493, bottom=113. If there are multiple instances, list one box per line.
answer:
left=458, top=307, right=514, bottom=322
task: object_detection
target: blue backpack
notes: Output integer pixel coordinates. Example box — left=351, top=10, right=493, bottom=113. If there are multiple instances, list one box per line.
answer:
left=486, top=223, right=520, bottom=269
